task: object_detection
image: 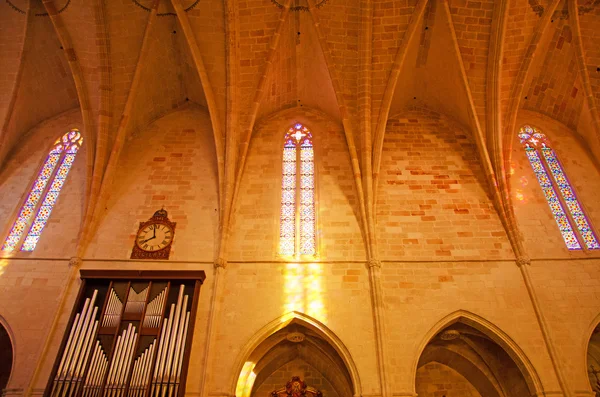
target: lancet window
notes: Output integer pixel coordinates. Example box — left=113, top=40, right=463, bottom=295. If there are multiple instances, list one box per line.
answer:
left=2, top=129, right=83, bottom=252
left=519, top=125, right=599, bottom=250
left=280, top=124, right=316, bottom=257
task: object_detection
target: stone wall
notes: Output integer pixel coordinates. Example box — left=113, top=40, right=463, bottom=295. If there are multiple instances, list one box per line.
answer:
left=0, top=107, right=599, bottom=397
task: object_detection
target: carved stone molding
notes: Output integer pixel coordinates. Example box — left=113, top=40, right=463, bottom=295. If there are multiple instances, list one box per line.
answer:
left=68, top=256, right=82, bottom=267
left=367, top=259, right=382, bottom=268
left=528, top=0, right=545, bottom=16
left=516, top=256, right=531, bottom=267
left=214, top=258, right=227, bottom=269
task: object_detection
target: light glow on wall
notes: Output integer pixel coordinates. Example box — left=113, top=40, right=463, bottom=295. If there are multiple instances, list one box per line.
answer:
left=283, top=262, right=326, bottom=323
left=0, top=259, right=7, bottom=278
left=236, top=361, right=257, bottom=397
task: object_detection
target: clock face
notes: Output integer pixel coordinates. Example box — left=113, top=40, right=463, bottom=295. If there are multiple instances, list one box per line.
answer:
left=135, top=223, right=174, bottom=252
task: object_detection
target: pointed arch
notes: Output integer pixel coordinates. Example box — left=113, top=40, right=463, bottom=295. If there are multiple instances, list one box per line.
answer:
left=230, top=311, right=362, bottom=397
left=584, top=312, right=600, bottom=394
left=412, top=310, right=543, bottom=396
left=0, top=316, right=15, bottom=393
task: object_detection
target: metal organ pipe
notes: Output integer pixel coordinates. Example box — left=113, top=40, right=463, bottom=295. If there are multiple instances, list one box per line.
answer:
left=72, top=310, right=99, bottom=395
left=149, top=285, right=191, bottom=397
left=83, top=344, right=99, bottom=396
left=173, top=311, right=190, bottom=397
left=144, top=289, right=166, bottom=329
left=156, top=302, right=175, bottom=395
left=168, top=295, right=188, bottom=392
left=50, top=281, right=196, bottom=397
left=130, top=340, right=156, bottom=397
left=105, top=323, right=138, bottom=397
left=51, top=291, right=99, bottom=397
left=163, top=287, right=185, bottom=389
left=83, top=341, right=109, bottom=397
left=152, top=321, right=168, bottom=397
left=102, top=289, right=123, bottom=328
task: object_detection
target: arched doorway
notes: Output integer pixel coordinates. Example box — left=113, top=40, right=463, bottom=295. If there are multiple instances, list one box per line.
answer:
left=415, top=316, right=539, bottom=397
left=0, top=322, right=13, bottom=393
left=587, top=323, right=600, bottom=396
left=233, top=314, right=359, bottom=397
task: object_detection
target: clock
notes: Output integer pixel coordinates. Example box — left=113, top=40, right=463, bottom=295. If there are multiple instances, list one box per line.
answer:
left=131, top=209, right=177, bottom=260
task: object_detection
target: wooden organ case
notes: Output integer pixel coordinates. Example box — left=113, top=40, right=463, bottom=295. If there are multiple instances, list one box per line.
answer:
left=45, top=270, right=206, bottom=397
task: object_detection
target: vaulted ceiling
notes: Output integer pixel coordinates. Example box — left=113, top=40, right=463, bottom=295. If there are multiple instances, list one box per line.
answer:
left=1, top=0, right=600, bottom=258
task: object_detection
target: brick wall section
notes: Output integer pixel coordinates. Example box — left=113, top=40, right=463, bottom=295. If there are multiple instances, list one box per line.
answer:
left=448, top=0, right=494, bottom=130
left=512, top=112, right=600, bottom=258
left=316, top=1, right=359, bottom=125
left=382, top=260, right=560, bottom=391
left=371, top=0, right=418, bottom=126
left=257, top=17, right=297, bottom=120
left=529, top=259, right=600, bottom=390
left=0, top=10, right=27, bottom=161
left=415, top=0, right=437, bottom=68
left=580, top=7, right=600, bottom=108
left=523, top=22, right=585, bottom=129
left=127, top=18, right=187, bottom=134
left=106, top=0, right=148, bottom=141
left=177, top=25, right=208, bottom=107
left=501, top=1, right=539, bottom=119
left=87, top=107, right=219, bottom=260
left=237, top=1, right=281, bottom=130
left=416, top=362, right=481, bottom=397
left=257, top=12, right=341, bottom=123
left=252, top=359, right=341, bottom=397
left=211, top=261, right=380, bottom=395
left=187, top=1, right=227, bottom=118
left=0, top=259, right=71, bottom=391
left=377, top=109, right=513, bottom=261
left=4, top=17, right=78, bottom=161
left=228, top=110, right=365, bottom=261
left=61, top=1, right=102, bottom=129
left=0, top=109, right=84, bottom=257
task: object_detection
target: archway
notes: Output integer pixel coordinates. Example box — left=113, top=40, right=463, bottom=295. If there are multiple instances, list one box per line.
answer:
left=415, top=313, right=540, bottom=397
left=0, top=322, right=13, bottom=393
left=232, top=313, right=360, bottom=397
left=586, top=322, right=600, bottom=395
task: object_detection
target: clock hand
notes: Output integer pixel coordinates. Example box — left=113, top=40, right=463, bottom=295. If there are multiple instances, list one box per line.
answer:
left=140, top=236, right=156, bottom=244
left=153, top=227, right=156, bottom=238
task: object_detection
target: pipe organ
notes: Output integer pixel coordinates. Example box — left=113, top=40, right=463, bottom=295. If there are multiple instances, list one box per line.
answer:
left=45, top=271, right=205, bottom=397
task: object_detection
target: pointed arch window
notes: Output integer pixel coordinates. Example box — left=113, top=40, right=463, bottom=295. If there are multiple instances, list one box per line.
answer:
left=519, top=125, right=599, bottom=250
left=2, top=129, right=83, bottom=252
left=280, top=124, right=316, bottom=257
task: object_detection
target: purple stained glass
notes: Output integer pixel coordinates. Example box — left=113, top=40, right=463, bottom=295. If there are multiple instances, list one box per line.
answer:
left=541, top=146, right=599, bottom=249
left=1, top=152, right=61, bottom=251
left=525, top=147, right=581, bottom=249
left=300, top=141, right=315, bottom=255
left=22, top=150, right=79, bottom=251
left=280, top=145, right=297, bottom=256
left=280, top=124, right=316, bottom=256
left=2, top=129, right=83, bottom=252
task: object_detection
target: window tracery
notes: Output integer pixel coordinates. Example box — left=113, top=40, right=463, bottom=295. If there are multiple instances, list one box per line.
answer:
left=2, top=130, right=83, bottom=252
left=280, top=124, right=316, bottom=257
left=519, top=125, right=599, bottom=250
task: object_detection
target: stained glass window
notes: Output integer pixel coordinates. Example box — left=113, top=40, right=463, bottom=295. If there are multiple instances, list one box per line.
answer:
left=280, top=124, right=316, bottom=257
left=519, top=125, right=599, bottom=250
left=2, top=130, right=83, bottom=252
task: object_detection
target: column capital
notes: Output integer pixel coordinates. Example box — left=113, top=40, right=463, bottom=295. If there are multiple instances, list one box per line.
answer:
left=367, top=259, right=382, bottom=268
left=68, top=256, right=82, bottom=267
left=516, top=256, right=531, bottom=267
left=214, top=258, right=227, bottom=269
